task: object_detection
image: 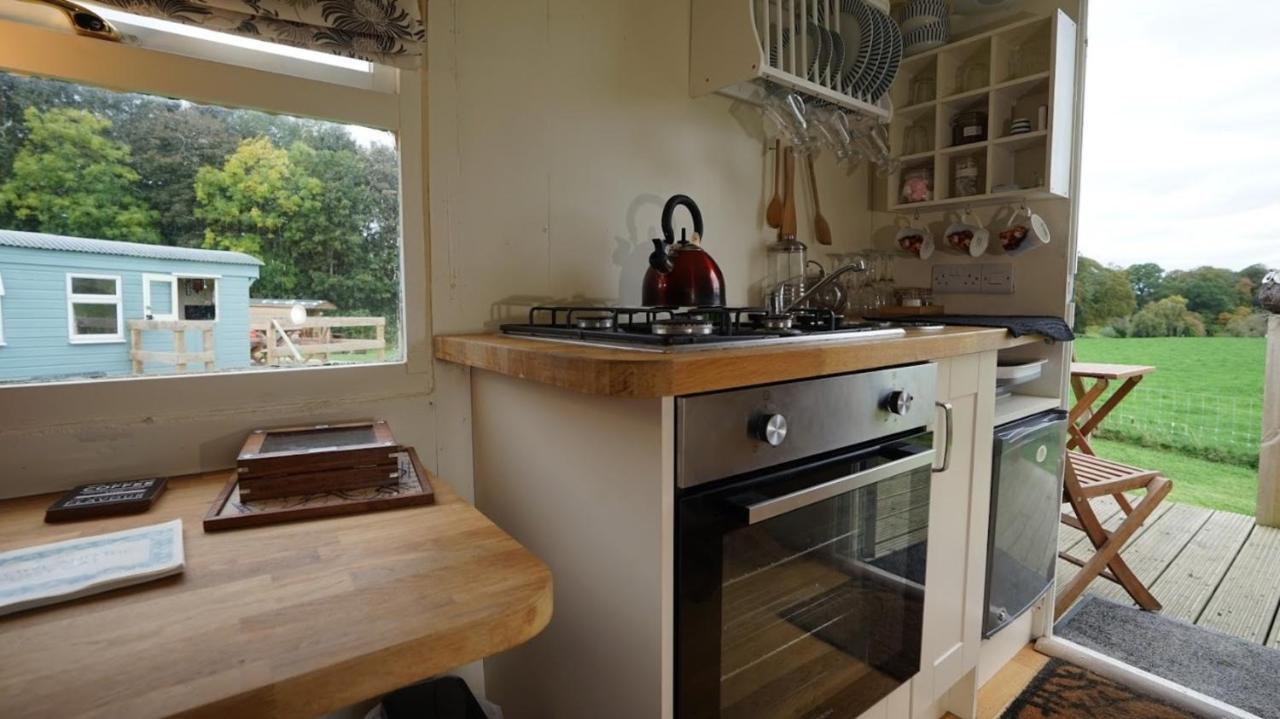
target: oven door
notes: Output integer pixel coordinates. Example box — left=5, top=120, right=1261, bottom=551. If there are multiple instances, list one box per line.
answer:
left=676, top=433, right=935, bottom=719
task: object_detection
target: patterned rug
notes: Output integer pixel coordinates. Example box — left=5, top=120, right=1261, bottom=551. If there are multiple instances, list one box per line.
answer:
left=999, top=658, right=1205, bottom=719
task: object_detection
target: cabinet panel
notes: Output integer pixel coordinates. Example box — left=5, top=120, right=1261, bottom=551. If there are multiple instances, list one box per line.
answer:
left=912, top=352, right=997, bottom=719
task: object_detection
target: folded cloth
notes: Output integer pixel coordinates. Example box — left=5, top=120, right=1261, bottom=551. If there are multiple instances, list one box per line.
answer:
left=880, top=314, right=1075, bottom=341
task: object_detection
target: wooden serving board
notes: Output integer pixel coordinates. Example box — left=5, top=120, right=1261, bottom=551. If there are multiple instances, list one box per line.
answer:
left=206, top=448, right=434, bottom=531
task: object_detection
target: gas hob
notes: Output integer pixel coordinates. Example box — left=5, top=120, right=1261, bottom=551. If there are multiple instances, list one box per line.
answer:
left=499, top=306, right=910, bottom=352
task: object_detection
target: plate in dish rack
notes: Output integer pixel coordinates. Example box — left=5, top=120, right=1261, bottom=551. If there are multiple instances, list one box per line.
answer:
left=842, top=0, right=876, bottom=96
left=835, top=0, right=863, bottom=90
left=868, top=5, right=903, bottom=101
left=858, top=2, right=890, bottom=100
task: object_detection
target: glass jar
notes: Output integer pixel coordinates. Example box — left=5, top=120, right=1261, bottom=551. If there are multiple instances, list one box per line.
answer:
left=899, top=166, right=932, bottom=204
left=766, top=237, right=807, bottom=310
left=952, top=154, right=984, bottom=197
left=951, top=109, right=987, bottom=146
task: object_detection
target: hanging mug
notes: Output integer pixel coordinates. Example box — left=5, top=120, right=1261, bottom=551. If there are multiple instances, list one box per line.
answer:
left=998, top=204, right=1051, bottom=255
left=895, top=215, right=935, bottom=260
left=943, top=209, right=989, bottom=257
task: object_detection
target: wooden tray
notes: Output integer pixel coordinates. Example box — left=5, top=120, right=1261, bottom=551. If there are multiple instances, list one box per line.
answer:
left=237, top=421, right=400, bottom=480
left=205, top=448, right=434, bottom=532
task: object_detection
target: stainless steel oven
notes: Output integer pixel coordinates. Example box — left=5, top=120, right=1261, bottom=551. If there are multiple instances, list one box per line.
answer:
left=675, top=364, right=949, bottom=719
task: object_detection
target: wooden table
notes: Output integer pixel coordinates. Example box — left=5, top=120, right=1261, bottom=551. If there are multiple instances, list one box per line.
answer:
left=0, top=471, right=553, bottom=719
left=1069, top=362, right=1157, bottom=455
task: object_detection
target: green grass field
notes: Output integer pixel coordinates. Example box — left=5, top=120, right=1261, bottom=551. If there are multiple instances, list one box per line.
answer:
left=1074, top=336, right=1266, bottom=513
left=1074, top=336, right=1266, bottom=467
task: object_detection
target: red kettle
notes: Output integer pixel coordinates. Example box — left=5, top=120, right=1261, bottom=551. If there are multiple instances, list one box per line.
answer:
left=642, top=194, right=726, bottom=307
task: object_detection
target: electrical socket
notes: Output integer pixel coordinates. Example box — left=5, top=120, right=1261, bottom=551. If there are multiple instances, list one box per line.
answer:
left=980, top=263, right=1014, bottom=294
left=932, top=264, right=982, bottom=294
left=932, top=263, right=1014, bottom=294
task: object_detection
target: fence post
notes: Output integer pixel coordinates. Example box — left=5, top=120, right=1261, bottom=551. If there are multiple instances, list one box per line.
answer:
left=173, top=327, right=187, bottom=374
left=1259, top=315, right=1280, bottom=527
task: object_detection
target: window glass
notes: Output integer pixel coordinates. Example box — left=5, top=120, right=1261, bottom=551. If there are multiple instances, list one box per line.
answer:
left=72, top=303, right=119, bottom=336
left=0, top=69, right=402, bottom=383
left=71, top=277, right=117, bottom=295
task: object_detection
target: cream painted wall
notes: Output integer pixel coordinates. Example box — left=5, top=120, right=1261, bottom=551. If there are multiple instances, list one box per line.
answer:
left=427, top=0, right=879, bottom=335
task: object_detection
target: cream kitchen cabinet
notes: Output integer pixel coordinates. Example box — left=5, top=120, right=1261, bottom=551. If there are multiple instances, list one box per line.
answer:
left=912, top=351, right=998, bottom=719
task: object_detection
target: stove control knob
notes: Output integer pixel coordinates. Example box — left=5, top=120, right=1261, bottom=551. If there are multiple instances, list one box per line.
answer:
left=753, top=414, right=788, bottom=447
left=883, top=390, right=914, bottom=416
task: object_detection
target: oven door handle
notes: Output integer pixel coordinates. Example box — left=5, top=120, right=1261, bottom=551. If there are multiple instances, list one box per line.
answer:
left=737, top=449, right=936, bottom=525
left=934, top=401, right=954, bottom=473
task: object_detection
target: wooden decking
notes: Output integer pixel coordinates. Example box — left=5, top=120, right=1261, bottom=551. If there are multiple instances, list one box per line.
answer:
left=1059, top=497, right=1280, bottom=646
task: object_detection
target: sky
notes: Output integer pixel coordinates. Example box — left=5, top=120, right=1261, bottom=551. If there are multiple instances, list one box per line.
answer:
left=1077, top=1, right=1280, bottom=272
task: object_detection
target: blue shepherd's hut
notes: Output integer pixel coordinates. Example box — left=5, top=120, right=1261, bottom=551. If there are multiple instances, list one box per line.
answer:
left=0, top=229, right=261, bottom=383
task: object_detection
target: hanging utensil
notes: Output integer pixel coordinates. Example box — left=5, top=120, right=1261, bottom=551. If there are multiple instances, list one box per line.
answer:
left=807, top=155, right=832, bottom=246
left=781, top=147, right=798, bottom=240
left=766, top=140, right=783, bottom=229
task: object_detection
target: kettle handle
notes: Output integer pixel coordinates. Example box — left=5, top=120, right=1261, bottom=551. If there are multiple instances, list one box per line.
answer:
left=661, top=194, right=704, bottom=245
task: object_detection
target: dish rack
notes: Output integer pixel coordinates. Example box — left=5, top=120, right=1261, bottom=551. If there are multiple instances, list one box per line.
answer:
left=691, top=0, right=894, bottom=121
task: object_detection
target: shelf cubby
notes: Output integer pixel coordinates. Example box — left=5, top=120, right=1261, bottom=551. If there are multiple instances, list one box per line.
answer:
left=885, top=11, right=1077, bottom=213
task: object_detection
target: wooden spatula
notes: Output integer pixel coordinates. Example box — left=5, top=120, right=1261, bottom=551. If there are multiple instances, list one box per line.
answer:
left=808, top=155, right=832, bottom=246
left=766, top=140, right=783, bottom=229
left=781, top=147, right=797, bottom=240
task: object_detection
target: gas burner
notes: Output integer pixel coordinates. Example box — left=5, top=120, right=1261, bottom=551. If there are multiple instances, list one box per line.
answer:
left=574, top=313, right=615, bottom=330
left=651, top=318, right=715, bottom=336
left=755, top=314, right=793, bottom=331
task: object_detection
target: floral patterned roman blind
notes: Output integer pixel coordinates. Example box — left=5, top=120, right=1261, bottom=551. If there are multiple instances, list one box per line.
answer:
left=96, top=0, right=426, bottom=67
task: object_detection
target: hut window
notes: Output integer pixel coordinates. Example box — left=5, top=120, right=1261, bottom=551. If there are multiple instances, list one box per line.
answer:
left=66, top=274, right=123, bottom=343
left=178, top=277, right=217, bottom=321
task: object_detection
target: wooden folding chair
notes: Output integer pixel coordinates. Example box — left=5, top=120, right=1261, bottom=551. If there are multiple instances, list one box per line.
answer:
left=1055, top=450, right=1172, bottom=618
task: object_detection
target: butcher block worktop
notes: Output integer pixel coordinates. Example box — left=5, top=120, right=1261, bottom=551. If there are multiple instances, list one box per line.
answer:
left=0, top=471, right=552, bottom=719
left=434, top=326, right=1042, bottom=397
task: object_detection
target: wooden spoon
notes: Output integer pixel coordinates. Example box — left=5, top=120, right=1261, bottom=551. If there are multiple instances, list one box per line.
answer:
left=766, top=140, right=783, bottom=229
left=781, top=147, right=798, bottom=240
left=807, top=155, right=832, bottom=246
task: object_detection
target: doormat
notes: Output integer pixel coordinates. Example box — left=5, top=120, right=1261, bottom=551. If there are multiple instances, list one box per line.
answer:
left=999, top=658, right=1204, bottom=719
left=1056, top=594, right=1280, bottom=718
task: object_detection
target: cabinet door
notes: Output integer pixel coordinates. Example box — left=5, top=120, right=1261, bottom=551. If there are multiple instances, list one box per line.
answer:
left=912, top=353, right=997, bottom=719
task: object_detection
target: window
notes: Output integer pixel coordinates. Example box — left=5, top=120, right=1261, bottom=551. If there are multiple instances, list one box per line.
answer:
left=0, top=6, right=419, bottom=385
left=66, top=273, right=123, bottom=343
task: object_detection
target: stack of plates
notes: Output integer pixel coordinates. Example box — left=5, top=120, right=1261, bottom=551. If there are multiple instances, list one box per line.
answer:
left=896, top=0, right=949, bottom=55
left=1009, top=117, right=1033, bottom=135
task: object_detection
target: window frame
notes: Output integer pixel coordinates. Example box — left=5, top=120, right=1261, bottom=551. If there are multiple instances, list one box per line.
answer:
left=142, top=273, right=178, bottom=321
left=174, top=274, right=221, bottom=323
left=0, top=13, right=432, bottom=475
left=0, top=273, right=6, bottom=346
left=66, top=272, right=125, bottom=344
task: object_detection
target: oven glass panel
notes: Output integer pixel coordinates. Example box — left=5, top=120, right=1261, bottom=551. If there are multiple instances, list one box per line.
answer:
left=677, top=446, right=932, bottom=719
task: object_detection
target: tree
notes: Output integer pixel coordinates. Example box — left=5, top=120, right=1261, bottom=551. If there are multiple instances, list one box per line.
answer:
left=196, top=136, right=321, bottom=297
left=1159, top=267, right=1244, bottom=327
left=1125, top=262, right=1165, bottom=307
left=1073, top=257, right=1136, bottom=331
left=117, top=104, right=246, bottom=247
left=1129, top=296, right=1206, bottom=337
left=0, top=107, right=159, bottom=243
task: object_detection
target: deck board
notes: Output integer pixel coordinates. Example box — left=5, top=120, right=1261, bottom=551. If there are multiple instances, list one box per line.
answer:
left=1057, top=494, right=1280, bottom=647
left=1146, top=510, right=1254, bottom=625
left=1088, top=502, right=1212, bottom=604
left=1196, top=524, right=1280, bottom=644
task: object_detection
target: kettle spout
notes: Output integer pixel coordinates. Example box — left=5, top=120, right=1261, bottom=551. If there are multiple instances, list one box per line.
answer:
left=648, top=238, right=674, bottom=274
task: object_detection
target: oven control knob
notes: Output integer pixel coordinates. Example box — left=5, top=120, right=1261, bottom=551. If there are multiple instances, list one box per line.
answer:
left=883, top=390, right=914, bottom=416
left=753, top=414, right=788, bottom=447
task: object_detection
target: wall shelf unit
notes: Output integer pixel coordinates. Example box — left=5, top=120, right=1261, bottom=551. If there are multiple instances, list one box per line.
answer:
left=691, top=0, right=894, bottom=121
left=886, top=11, right=1076, bottom=212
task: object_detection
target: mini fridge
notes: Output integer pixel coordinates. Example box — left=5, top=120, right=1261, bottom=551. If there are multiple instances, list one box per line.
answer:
left=982, top=409, right=1068, bottom=638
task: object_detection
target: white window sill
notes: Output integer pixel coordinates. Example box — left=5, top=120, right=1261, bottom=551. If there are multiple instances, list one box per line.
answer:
left=68, top=337, right=127, bottom=345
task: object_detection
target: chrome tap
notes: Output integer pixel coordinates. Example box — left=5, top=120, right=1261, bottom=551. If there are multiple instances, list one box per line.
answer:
left=776, top=258, right=870, bottom=314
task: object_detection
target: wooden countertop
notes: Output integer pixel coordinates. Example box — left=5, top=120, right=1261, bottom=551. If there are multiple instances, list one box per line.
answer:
left=0, top=472, right=553, bottom=719
left=434, top=327, right=1041, bottom=398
